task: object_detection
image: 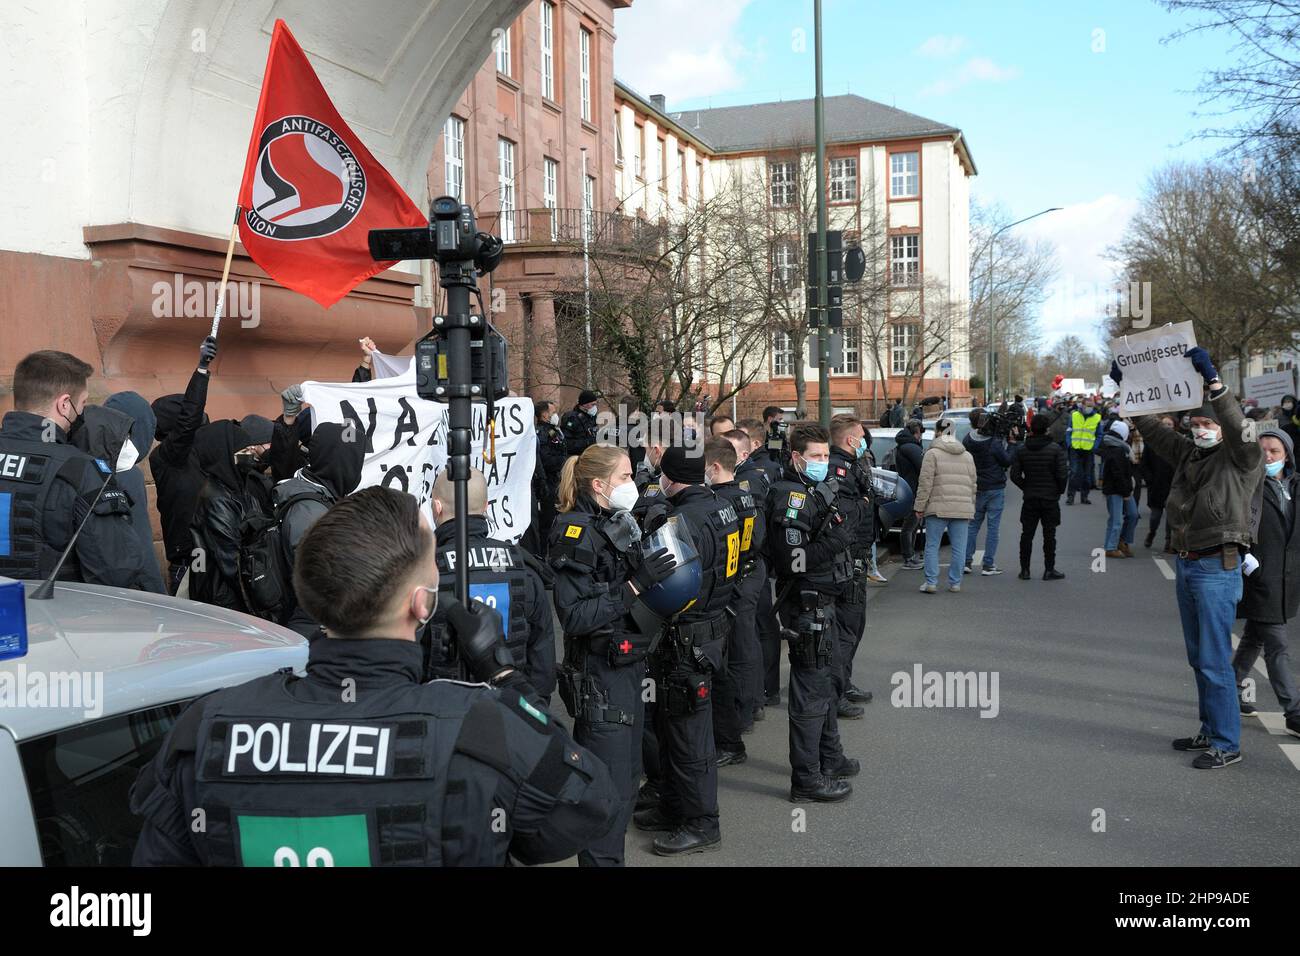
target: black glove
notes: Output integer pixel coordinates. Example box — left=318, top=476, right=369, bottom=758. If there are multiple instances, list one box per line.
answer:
left=444, top=597, right=514, bottom=683
left=1109, top=359, right=1122, bottom=385
left=631, top=546, right=676, bottom=592
left=198, top=335, right=218, bottom=370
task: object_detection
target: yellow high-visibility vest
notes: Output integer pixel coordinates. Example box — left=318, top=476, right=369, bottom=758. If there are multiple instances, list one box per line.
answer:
left=1070, top=410, right=1101, bottom=450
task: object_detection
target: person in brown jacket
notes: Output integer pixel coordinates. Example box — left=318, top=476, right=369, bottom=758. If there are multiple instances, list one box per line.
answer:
left=914, top=418, right=977, bottom=593
left=1118, top=347, right=1263, bottom=770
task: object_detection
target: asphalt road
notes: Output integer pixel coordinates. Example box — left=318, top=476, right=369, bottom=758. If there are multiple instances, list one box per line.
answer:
left=625, top=481, right=1300, bottom=866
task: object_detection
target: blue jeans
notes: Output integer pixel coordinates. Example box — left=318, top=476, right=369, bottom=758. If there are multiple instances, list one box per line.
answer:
left=1069, top=450, right=1094, bottom=499
left=1104, top=495, right=1138, bottom=551
left=1173, top=555, right=1243, bottom=753
left=965, top=488, right=1005, bottom=568
left=923, top=515, right=970, bottom=588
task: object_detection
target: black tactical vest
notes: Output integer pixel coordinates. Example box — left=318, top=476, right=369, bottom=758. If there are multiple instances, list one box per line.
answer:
left=711, top=479, right=765, bottom=563
left=186, top=671, right=506, bottom=866
left=0, top=438, right=99, bottom=580
left=669, top=488, right=741, bottom=622
left=426, top=536, right=531, bottom=680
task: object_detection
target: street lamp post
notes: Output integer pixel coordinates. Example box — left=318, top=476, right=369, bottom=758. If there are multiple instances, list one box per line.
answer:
left=987, top=206, right=1062, bottom=400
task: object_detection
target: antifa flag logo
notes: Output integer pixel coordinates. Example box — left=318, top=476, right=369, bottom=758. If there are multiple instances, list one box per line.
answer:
left=244, top=115, right=367, bottom=241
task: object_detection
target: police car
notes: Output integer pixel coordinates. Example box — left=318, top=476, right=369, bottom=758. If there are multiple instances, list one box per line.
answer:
left=0, top=579, right=307, bottom=866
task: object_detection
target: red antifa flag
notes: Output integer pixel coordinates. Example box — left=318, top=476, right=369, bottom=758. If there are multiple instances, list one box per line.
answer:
left=236, top=19, right=426, bottom=308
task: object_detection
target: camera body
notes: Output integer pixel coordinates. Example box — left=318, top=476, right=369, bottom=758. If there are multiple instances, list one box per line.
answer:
left=979, top=409, right=1020, bottom=442
left=368, top=196, right=503, bottom=275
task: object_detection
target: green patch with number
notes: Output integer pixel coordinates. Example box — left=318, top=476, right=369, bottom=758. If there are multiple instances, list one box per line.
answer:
left=237, top=813, right=371, bottom=867
left=786, top=508, right=799, bottom=520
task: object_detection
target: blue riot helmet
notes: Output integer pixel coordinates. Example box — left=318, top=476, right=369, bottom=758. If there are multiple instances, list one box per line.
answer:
left=872, top=466, right=915, bottom=523
left=638, top=514, right=701, bottom=617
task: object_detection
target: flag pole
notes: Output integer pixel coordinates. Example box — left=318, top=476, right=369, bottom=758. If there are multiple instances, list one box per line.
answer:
left=210, top=205, right=242, bottom=339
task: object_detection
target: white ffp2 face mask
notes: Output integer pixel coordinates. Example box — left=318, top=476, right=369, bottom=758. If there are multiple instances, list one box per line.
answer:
left=605, top=481, right=639, bottom=512
left=1192, top=427, right=1221, bottom=448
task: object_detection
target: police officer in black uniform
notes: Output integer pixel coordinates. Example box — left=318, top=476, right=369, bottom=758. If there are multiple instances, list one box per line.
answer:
left=548, top=444, right=678, bottom=867
left=526, top=400, right=569, bottom=556
left=633, top=445, right=740, bottom=855
left=766, top=421, right=858, bottom=802
left=706, top=435, right=766, bottom=763
left=560, top=389, right=602, bottom=457
left=422, top=469, right=556, bottom=698
left=738, top=420, right=783, bottom=709
left=130, top=486, right=618, bottom=866
left=828, top=414, right=878, bottom=716
left=0, top=350, right=148, bottom=588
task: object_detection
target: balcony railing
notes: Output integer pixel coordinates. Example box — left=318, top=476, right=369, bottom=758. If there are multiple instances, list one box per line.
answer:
left=478, top=207, right=661, bottom=247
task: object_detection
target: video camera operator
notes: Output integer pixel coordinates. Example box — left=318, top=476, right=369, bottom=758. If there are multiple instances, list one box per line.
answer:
left=960, top=408, right=1021, bottom=575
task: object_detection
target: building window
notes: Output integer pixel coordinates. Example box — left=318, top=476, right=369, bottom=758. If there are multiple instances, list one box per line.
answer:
left=891, top=322, right=917, bottom=375
left=680, top=150, right=687, bottom=198
left=579, top=28, right=592, bottom=121
left=770, top=160, right=797, bottom=207
left=494, top=25, right=511, bottom=76
left=773, top=240, right=798, bottom=288
left=540, top=2, right=555, bottom=101
left=829, top=157, right=857, bottom=203
left=634, top=125, right=644, bottom=179
left=614, top=112, right=624, bottom=165
left=443, top=116, right=464, bottom=202
left=891, top=233, right=919, bottom=286
left=890, top=151, right=919, bottom=198
left=543, top=156, right=558, bottom=240
left=832, top=325, right=860, bottom=375
left=498, top=137, right=516, bottom=243
left=658, top=138, right=667, bottom=192
left=583, top=175, right=595, bottom=241
left=773, top=329, right=795, bottom=377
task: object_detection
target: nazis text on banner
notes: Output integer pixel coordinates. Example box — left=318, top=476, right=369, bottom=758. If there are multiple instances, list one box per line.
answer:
left=301, top=370, right=535, bottom=542
left=236, top=19, right=427, bottom=308
left=1109, top=321, right=1201, bottom=416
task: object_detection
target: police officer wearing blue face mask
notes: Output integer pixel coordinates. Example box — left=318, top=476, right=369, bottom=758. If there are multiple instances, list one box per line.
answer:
left=766, top=421, right=858, bottom=803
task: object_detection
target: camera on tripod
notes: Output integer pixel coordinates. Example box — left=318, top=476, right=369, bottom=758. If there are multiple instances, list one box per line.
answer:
left=978, top=409, right=1020, bottom=441
left=369, top=197, right=509, bottom=403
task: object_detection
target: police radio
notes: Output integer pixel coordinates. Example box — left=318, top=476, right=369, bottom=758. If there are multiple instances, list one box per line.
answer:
left=370, top=197, right=507, bottom=677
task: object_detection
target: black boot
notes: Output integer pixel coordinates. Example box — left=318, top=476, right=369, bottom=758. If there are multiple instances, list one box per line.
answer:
left=1043, top=568, right=1065, bottom=580
left=1018, top=566, right=1031, bottom=580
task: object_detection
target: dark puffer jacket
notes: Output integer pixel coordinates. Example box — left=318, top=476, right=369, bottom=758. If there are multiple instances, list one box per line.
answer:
left=962, top=431, right=1016, bottom=492
left=893, top=428, right=925, bottom=493
left=1099, top=433, right=1135, bottom=497
left=1009, top=434, right=1067, bottom=500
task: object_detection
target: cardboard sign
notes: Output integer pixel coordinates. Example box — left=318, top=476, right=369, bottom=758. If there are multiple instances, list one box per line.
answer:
left=1242, top=370, right=1295, bottom=408
left=1109, top=322, right=1200, bottom=416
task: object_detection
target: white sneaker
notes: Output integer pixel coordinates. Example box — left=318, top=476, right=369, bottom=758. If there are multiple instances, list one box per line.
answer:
left=919, top=583, right=937, bottom=594
left=948, top=584, right=961, bottom=593
left=980, top=566, right=1004, bottom=576
left=962, top=564, right=973, bottom=575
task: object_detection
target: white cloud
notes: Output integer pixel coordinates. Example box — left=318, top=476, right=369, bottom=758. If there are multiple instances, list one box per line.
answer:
left=916, top=34, right=967, bottom=58
left=1016, top=194, right=1141, bottom=351
left=919, top=56, right=1021, bottom=97
left=613, top=0, right=756, bottom=105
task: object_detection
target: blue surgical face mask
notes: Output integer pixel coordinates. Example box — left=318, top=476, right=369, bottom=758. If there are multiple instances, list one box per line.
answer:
left=1266, top=458, right=1286, bottom=477
left=802, top=459, right=828, bottom=482
left=855, top=437, right=867, bottom=459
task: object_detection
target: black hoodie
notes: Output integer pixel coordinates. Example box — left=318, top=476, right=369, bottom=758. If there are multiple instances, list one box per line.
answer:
left=150, top=367, right=210, bottom=564
left=189, top=421, right=266, bottom=610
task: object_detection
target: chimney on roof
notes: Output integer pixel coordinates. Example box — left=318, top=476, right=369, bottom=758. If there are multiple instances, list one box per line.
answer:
left=650, top=93, right=666, bottom=112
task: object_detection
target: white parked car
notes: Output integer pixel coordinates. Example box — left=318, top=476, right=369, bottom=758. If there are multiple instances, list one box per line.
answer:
left=0, top=580, right=307, bottom=866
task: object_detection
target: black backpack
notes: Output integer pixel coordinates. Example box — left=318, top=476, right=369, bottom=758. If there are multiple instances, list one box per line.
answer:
left=238, top=487, right=331, bottom=622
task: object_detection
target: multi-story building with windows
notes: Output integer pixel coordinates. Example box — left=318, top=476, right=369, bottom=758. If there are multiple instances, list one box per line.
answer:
left=430, top=1, right=974, bottom=412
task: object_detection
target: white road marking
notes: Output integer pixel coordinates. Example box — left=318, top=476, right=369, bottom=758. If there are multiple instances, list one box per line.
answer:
left=1230, top=633, right=1270, bottom=680
left=1279, top=744, right=1300, bottom=771
left=1252, top=712, right=1289, bottom=736
left=1154, top=558, right=1175, bottom=581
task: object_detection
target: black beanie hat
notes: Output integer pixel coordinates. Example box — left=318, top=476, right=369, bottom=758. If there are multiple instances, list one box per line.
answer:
left=660, top=446, right=704, bottom=484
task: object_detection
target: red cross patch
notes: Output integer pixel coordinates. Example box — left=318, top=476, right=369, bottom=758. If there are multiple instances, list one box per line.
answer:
left=696, top=685, right=709, bottom=700
left=619, top=639, right=632, bottom=655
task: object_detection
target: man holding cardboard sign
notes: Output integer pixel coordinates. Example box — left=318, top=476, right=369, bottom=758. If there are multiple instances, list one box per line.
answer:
left=1110, top=322, right=1201, bottom=417
left=1112, top=346, right=1264, bottom=770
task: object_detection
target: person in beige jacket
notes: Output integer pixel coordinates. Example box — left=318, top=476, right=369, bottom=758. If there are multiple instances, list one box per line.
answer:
left=913, top=418, right=978, bottom=592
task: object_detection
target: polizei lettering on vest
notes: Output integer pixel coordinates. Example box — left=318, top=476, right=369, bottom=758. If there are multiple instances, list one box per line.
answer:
left=442, top=545, right=516, bottom=572
left=225, top=722, right=392, bottom=776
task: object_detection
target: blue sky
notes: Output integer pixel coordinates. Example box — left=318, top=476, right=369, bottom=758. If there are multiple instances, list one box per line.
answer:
left=615, top=0, right=1243, bottom=351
